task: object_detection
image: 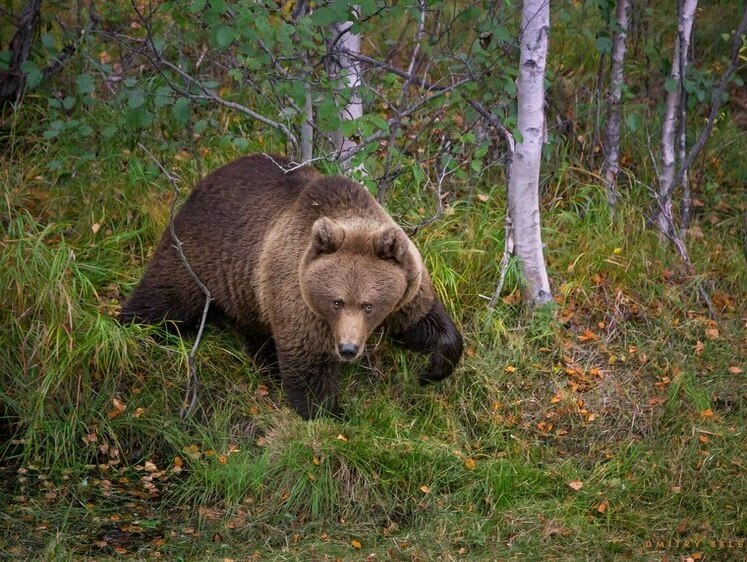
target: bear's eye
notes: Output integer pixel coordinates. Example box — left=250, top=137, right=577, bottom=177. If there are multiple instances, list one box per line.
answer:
left=362, top=303, right=372, bottom=313
left=332, top=299, right=344, bottom=310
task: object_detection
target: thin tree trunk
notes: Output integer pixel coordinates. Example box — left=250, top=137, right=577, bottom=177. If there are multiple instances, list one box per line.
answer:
left=508, top=0, right=552, bottom=307
left=654, top=0, right=697, bottom=238
left=330, top=10, right=364, bottom=170
left=601, top=0, right=632, bottom=213
left=300, top=85, right=314, bottom=162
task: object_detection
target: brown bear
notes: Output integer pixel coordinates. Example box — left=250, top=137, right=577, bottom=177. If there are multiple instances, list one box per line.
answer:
left=120, top=154, right=463, bottom=419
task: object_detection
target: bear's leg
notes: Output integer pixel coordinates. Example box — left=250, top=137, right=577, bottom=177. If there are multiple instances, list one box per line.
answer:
left=120, top=273, right=206, bottom=331
left=245, top=336, right=279, bottom=376
left=277, top=350, right=340, bottom=420
left=390, top=299, right=463, bottom=384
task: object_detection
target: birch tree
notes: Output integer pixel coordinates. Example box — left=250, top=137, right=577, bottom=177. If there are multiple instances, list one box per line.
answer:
left=506, top=0, right=553, bottom=307
left=654, top=0, right=697, bottom=239
left=329, top=9, right=364, bottom=169
left=601, top=0, right=632, bottom=213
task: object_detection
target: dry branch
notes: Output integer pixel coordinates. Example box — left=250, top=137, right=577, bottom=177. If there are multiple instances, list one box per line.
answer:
left=138, top=143, right=212, bottom=419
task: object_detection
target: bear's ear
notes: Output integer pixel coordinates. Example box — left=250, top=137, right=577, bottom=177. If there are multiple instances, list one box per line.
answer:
left=310, top=217, right=345, bottom=257
left=375, top=226, right=408, bottom=263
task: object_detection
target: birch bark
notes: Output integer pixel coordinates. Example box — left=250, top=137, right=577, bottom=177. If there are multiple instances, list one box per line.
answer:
left=601, top=0, right=632, bottom=213
left=508, top=0, right=552, bottom=307
left=655, top=0, right=697, bottom=238
left=330, top=11, right=364, bottom=169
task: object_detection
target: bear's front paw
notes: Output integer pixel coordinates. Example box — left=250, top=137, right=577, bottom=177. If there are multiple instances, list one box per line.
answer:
left=419, top=354, right=454, bottom=385
left=418, top=325, right=463, bottom=385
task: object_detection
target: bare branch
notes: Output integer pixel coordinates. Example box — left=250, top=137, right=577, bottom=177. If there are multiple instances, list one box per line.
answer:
left=138, top=143, right=212, bottom=418
left=488, top=216, right=514, bottom=309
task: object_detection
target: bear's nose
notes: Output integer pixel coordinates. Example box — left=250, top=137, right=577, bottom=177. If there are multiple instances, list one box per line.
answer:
left=338, top=342, right=359, bottom=360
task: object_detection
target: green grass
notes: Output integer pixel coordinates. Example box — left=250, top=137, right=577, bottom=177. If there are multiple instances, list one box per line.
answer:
left=2, top=98, right=746, bottom=561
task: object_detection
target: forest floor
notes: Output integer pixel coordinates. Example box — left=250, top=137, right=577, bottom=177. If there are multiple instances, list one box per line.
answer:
left=1, top=119, right=746, bottom=561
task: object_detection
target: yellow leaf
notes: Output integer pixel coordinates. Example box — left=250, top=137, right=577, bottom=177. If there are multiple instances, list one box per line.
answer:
left=464, top=458, right=476, bottom=471
left=700, top=409, right=714, bottom=419
left=420, top=485, right=431, bottom=494
left=504, top=365, right=517, bottom=373
left=613, top=248, right=622, bottom=255
left=550, top=394, right=561, bottom=404
left=91, top=223, right=101, bottom=234
left=336, top=434, right=348, bottom=442
left=351, top=539, right=362, bottom=549
left=695, top=340, right=705, bottom=355
left=568, top=480, right=583, bottom=491
left=476, top=193, right=489, bottom=203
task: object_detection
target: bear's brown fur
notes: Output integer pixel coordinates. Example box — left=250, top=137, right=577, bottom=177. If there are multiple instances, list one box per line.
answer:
left=121, top=154, right=463, bottom=419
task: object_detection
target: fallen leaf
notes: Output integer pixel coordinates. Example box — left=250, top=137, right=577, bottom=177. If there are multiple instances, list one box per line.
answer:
left=568, top=480, right=583, bottom=491
left=704, top=327, right=719, bottom=340
left=728, top=366, right=743, bottom=374
left=336, top=434, right=348, bottom=442
left=91, top=223, right=101, bottom=234
left=700, top=409, right=714, bottom=419
left=420, top=485, right=431, bottom=494
left=504, top=365, right=517, bottom=373
left=351, top=539, right=362, bottom=549
left=464, top=458, right=476, bottom=471
left=596, top=499, right=609, bottom=514
left=695, top=340, right=705, bottom=356
left=476, top=193, right=489, bottom=203
left=107, top=397, right=127, bottom=419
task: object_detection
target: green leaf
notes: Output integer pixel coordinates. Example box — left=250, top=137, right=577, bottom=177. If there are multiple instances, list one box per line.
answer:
left=215, top=25, right=235, bottom=49
left=101, top=126, right=118, bottom=139
left=0, top=50, right=11, bottom=71
left=62, top=96, right=76, bottom=110
left=625, top=112, right=641, bottom=133
left=154, top=86, right=173, bottom=108
left=310, top=3, right=350, bottom=25
left=595, top=36, right=612, bottom=54
left=190, top=0, right=206, bottom=12
left=75, top=73, right=96, bottom=95
left=172, top=97, right=191, bottom=125
left=128, top=90, right=145, bottom=109
left=233, top=137, right=249, bottom=152
left=664, top=78, right=679, bottom=93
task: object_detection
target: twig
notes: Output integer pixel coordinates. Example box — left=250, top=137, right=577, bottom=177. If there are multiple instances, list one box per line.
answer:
left=378, top=0, right=427, bottom=202
left=138, top=143, right=212, bottom=419
left=488, top=216, right=514, bottom=309
left=261, top=153, right=326, bottom=173
left=126, top=6, right=299, bottom=150
left=409, top=138, right=452, bottom=235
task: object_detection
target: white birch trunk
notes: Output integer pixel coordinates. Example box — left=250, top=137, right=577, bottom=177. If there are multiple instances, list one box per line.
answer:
left=655, top=0, right=697, bottom=237
left=508, top=0, right=552, bottom=307
left=331, top=11, right=363, bottom=169
left=300, top=85, right=314, bottom=162
left=601, top=0, right=632, bottom=213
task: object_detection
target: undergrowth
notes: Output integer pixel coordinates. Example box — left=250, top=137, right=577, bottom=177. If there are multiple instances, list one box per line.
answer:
left=2, top=86, right=746, bottom=562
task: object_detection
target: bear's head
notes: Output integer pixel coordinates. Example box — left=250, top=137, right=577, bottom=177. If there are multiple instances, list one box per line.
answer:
left=300, top=217, right=423, bottom=362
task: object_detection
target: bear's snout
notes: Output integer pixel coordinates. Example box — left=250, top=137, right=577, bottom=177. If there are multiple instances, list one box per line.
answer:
left=338, top=342, right=360, bottom=361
